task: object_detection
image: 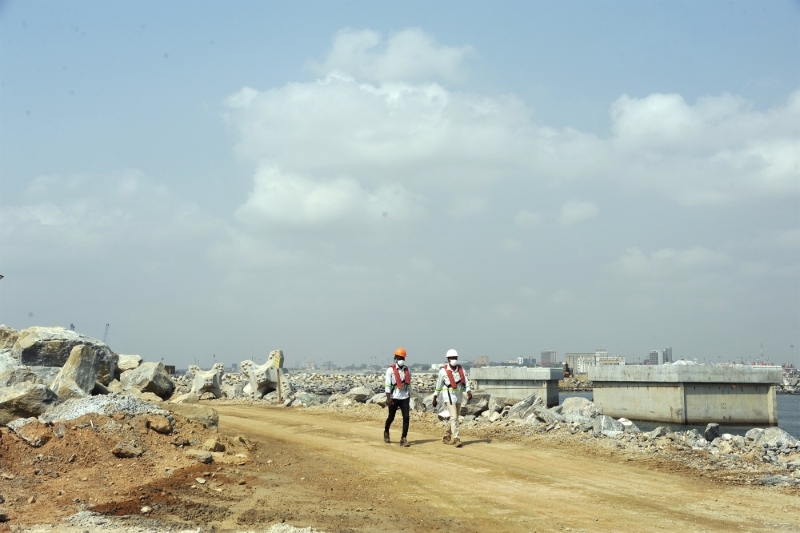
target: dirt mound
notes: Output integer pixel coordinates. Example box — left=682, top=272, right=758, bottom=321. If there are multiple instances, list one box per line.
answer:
left=0, top=407, right=252, bottom=528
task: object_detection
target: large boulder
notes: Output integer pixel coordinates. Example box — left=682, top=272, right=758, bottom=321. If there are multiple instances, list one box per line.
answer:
left=750, top=427, right=798, bottom=448
left=0, top=382, right=59, bottom=424
left=117, top=354, right=142, bottom=373
left=0, top=326, right=20, bottom=351
left=560, top=396, right=599, bottom=424
left=460, top=392, right=490, bottom=416
left=294, top=391, right=323, bottom=407
left=120, top=362, right=175, bottom=399
left=7, top=417, right=51, bottom=447
left=593, top=414, right=624, bottom=435
left=345, top=386, right=373, bottom=403
left=488, top=396, right=510, bottom=413
left=704, top=423, right=721, bottom=442
left=0, top=351, right=42, bottom=387
left=166, top=403, right=218, bottom=429
left=529, top=406, right=565, bottom=425
left=507, top=394, right=543, bottom=420
left=367, top=392, right=388, bottom=407
left=6, top=326, right=118, bottom=385
left=50, top=345, right=99, bottom=401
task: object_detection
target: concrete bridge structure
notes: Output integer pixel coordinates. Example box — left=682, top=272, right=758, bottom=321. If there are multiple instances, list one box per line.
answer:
left=469, top=367, right=563, bottom=407
left=588, top=365, right=782, bottom=425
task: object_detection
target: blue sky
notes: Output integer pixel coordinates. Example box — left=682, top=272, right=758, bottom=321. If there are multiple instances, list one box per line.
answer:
left=1, top=1, right=798, bottom=368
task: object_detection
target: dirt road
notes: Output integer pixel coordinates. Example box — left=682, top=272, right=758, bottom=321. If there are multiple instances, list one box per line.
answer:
left=215, top=405, right=800, bottom=533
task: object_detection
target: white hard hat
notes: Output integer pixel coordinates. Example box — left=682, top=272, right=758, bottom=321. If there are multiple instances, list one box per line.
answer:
left=446, top=349, right=458, bottom=359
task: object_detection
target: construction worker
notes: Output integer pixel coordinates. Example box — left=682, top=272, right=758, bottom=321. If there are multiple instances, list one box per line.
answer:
left=384, top=347, right=411, bottom=447
left=432, top=349, right=472, bottom=447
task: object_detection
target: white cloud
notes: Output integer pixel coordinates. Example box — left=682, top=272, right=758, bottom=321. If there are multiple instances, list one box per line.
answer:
left=227, top=64, right=798, bottom=211
left=514, top=210, right=543, bottom=227
left=519, top=286, right=538, bottom=300
left=235, top=164, right=424, bottom=227
left=762, top=228, right=800, bottom=249
left=307, top=28, right=472, bottom=83
left=612, top=247, right=730, bottom=278
left=448, top=196, right=487, bottom=217
left=559, top=200, right=599, bottom=227
left=551, top=289, right=572, bottom=304
left=499, top=237, right=522, bottom=252
left=609, top=90, right=800, bottom=205
left=1, top=170, right=220, bottom=268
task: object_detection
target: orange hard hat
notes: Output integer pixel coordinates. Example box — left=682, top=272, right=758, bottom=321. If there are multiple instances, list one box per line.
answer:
left=394, top=347, right=407, bottom=358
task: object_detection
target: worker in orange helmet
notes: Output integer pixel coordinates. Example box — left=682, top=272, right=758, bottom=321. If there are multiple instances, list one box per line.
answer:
left=384, top=347, right=412, bottom=447
left=432, top=349, right=472, bottom=447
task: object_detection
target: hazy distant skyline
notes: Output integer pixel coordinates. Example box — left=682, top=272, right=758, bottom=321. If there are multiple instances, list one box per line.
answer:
left=1, top=1, right=798, bottom=369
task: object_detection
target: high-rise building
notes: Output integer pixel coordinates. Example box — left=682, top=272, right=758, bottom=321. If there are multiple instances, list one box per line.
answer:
left=540, top=350, right=558, bottom=364
left=476, top=355, right=490, bottom=366
left=648, top=348, right=673, bottom=365
left=565, top=353, right=594, bottom=373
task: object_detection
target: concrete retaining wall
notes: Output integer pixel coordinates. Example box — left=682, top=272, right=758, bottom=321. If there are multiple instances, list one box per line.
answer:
left=589, top=366, right=781, bottom=425
left=469, top=367, right=562, bottom=406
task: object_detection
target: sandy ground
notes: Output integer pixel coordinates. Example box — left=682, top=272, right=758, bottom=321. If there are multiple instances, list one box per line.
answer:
left=3, top=404, right=799, bottom=533
left=212, top=405, right=800, bottom=533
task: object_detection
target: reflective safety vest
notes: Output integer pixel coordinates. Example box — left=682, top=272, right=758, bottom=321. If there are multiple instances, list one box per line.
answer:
left=391, top=364, right=411, bottom=391
left=443, top=365, right=467, bottom=391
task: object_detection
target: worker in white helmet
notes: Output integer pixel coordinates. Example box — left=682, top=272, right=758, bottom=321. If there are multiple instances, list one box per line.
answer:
left=432, top=349, right=472, bottom=447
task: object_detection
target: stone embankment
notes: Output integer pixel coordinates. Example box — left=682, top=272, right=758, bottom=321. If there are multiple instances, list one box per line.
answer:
left=558, top=377, right=593, bottom=391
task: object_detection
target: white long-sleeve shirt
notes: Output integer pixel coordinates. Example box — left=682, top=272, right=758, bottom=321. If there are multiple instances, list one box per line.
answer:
left=435, top=365, right=471, bottom=405
left=385, top=365, right=411, bottom=400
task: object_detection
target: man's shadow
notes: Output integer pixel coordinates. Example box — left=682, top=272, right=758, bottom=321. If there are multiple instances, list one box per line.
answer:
left=459, top=439, right=492, bottom=446
left=408, top=439, right=438, bottom=445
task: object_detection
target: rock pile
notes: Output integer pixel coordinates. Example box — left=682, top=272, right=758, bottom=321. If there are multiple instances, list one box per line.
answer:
left=779, top=375, right=799, bottom=394
left=558, top=377, right=593, bottom=391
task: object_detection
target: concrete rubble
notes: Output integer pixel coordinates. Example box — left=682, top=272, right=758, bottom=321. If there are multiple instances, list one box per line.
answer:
left=778, top=375, right=799, bottom=394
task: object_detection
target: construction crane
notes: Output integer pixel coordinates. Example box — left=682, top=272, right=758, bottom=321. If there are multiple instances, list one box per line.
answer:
left=102, top=323, right=110, bottom=343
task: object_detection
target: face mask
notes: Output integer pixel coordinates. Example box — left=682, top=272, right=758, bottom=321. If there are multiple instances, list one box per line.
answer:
left=396, top=359, right=405, bottom=367
left=449, top=360, right=458, bottom=368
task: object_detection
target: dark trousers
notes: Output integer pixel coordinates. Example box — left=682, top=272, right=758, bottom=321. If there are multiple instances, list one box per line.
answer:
left=384, top=397, right=410, bottom=438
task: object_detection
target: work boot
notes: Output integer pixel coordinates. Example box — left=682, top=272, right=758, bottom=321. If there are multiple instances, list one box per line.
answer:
left=453, top=437, right=462, bottom=448
left=400, top=438, right=410, bottom=448
left=442, top=432, right=452, bottom=444
left=384, top=431, right=390, bottom=444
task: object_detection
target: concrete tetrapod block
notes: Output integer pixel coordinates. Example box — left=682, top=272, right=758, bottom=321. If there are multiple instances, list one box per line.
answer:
left=240, top=354, right=285, bottom=399
left=186, top=363, right=225, bottom=398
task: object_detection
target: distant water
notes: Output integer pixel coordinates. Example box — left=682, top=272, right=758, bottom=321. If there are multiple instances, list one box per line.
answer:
left=559, top=392, right=800, bottom=439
